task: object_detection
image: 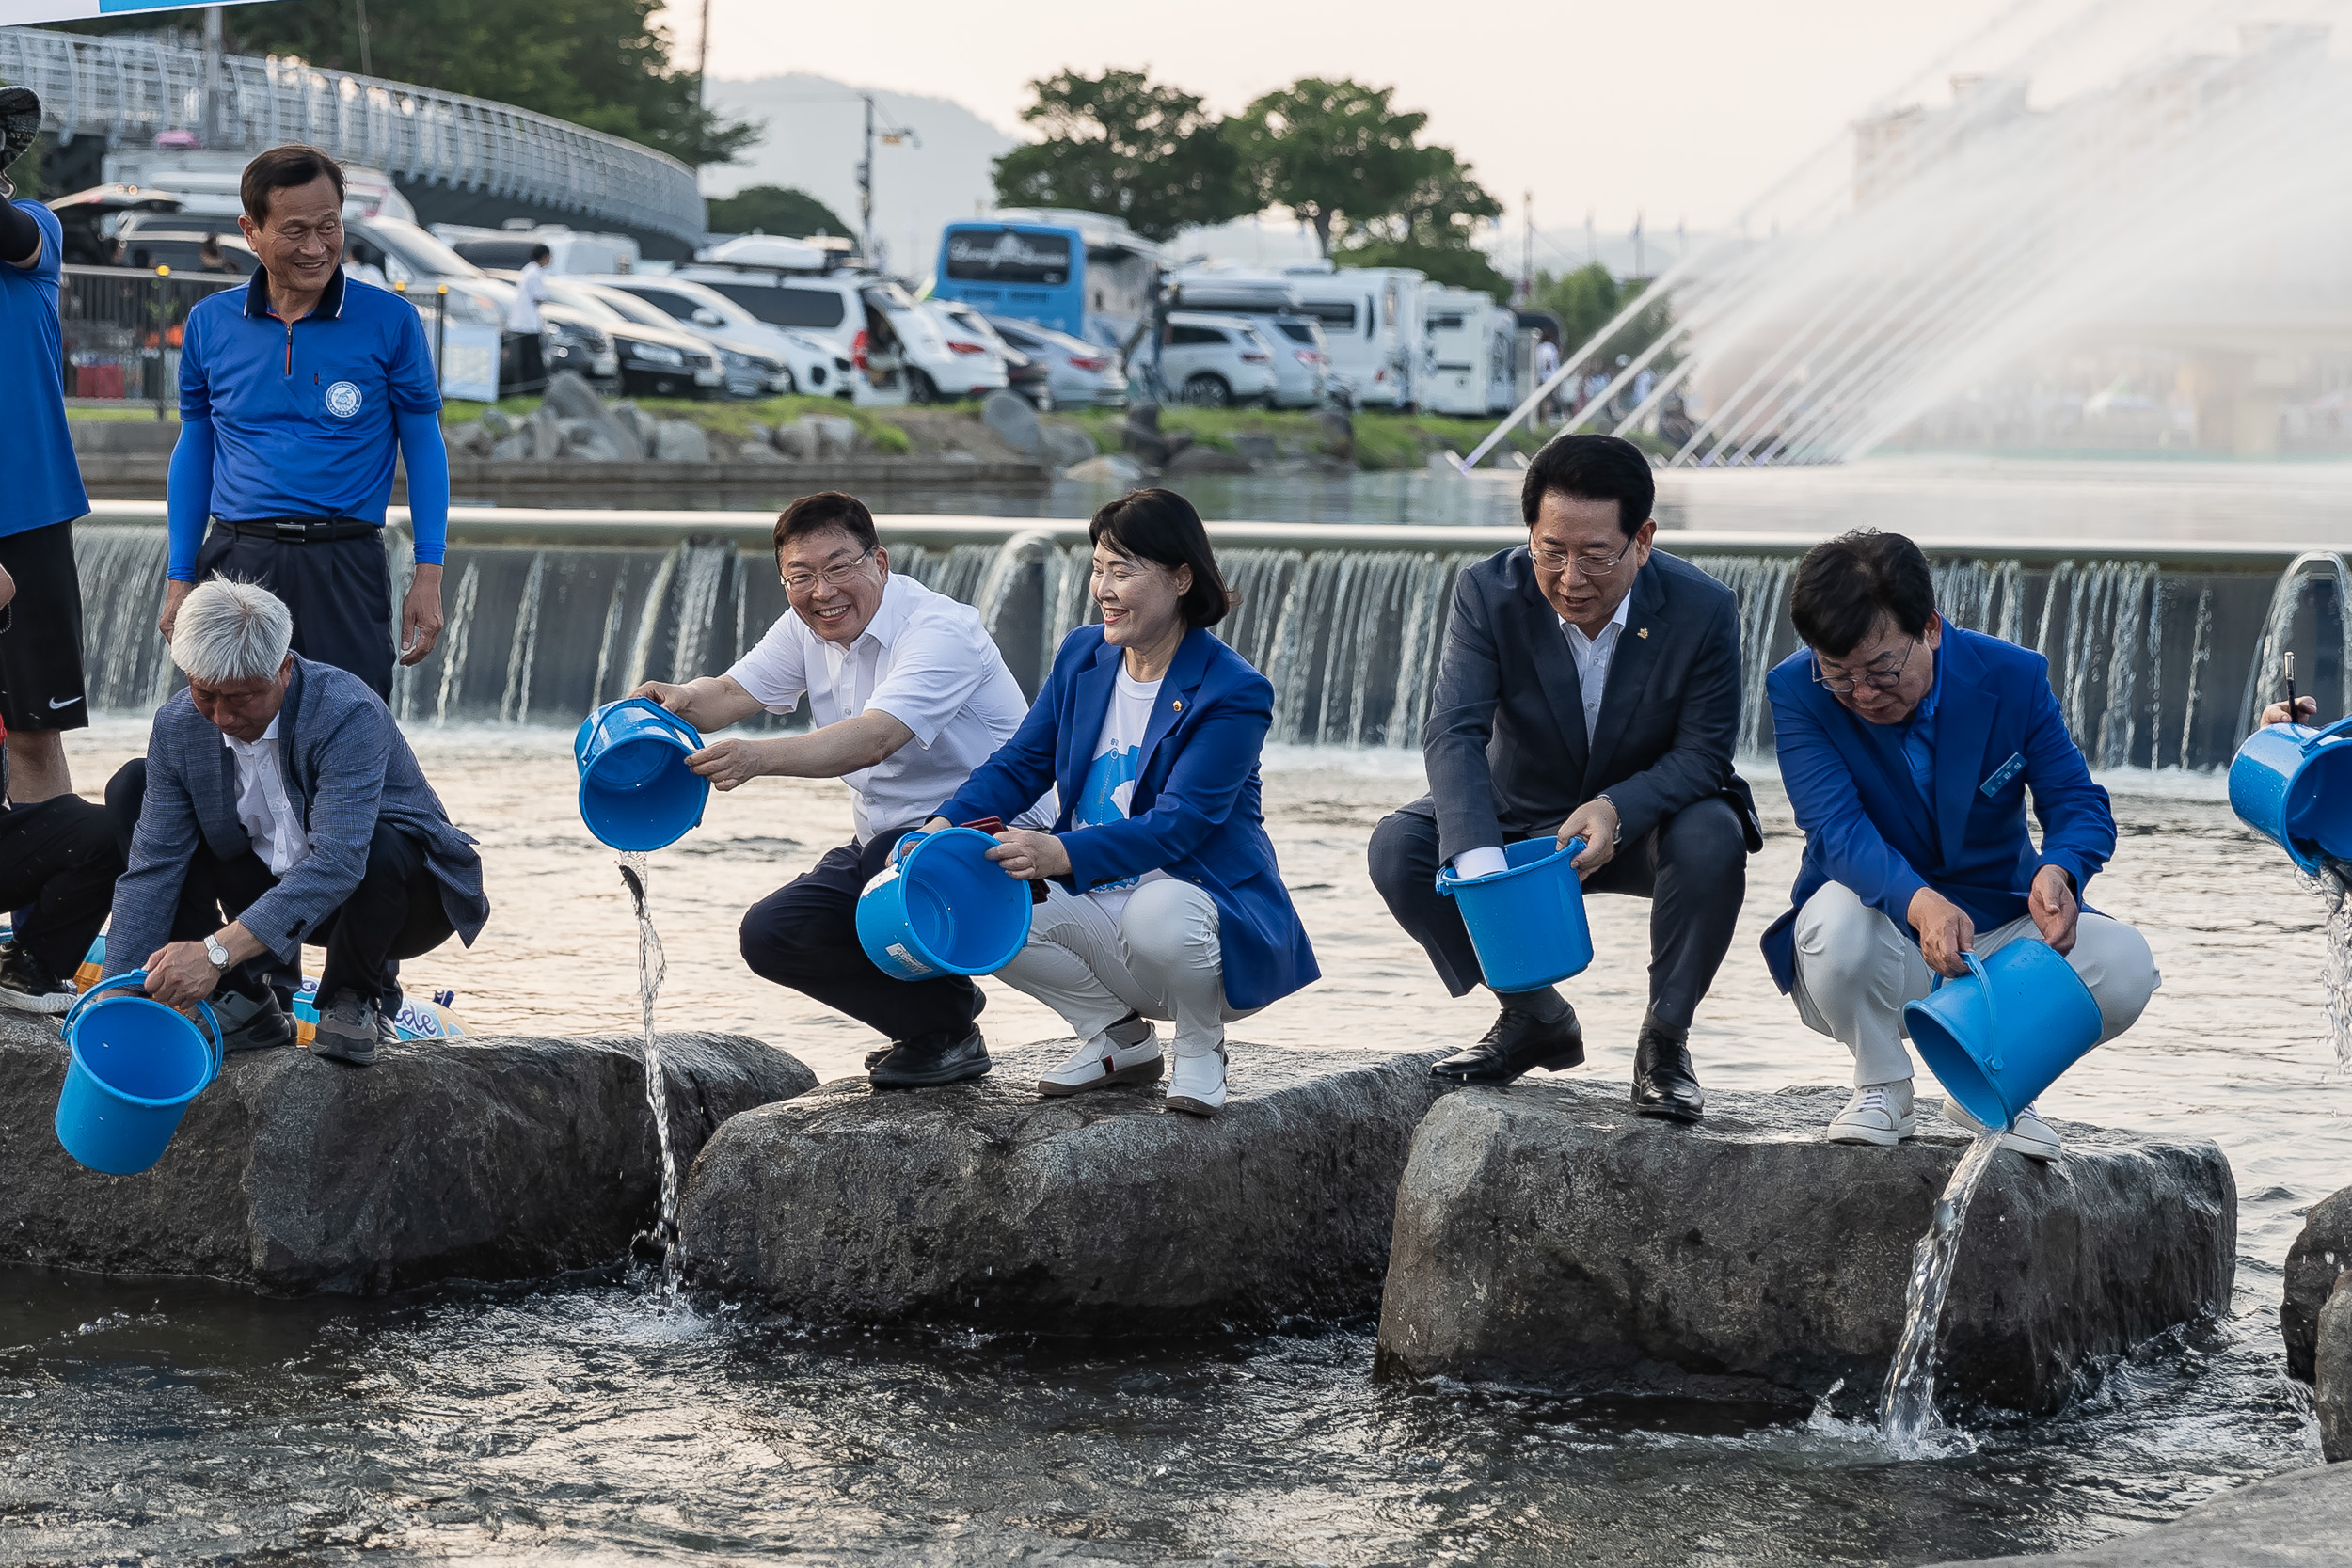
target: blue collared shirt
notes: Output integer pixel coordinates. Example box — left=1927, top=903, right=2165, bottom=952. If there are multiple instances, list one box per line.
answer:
left=1901, top=644, right=1944, bottom=807
left=178, top=267, right=441, bottom=527
left=0, top=201, right=90, bottom=539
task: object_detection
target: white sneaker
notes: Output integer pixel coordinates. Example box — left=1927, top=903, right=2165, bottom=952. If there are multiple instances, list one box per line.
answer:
left=1037, top=1026, right=1163, bottom=1097
left=1164, top=1044, right=1229, bottom=1117
left=1946, top=1098, right=2061, bottom=1163
left=1826, top=1080, right=1916, bottom=1146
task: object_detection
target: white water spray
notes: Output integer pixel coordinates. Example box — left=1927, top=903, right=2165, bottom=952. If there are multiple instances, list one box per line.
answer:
left=617, top=852, right=682, bottom=1302
left=1880, top=1131, right=2006, bottom=1452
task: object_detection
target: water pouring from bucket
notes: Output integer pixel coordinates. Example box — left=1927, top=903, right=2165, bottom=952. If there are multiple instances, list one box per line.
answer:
left=54, top=972, right=224, bottom=1177
left=1903, top=943, right=2103, bottom=1133
left=2231, top=665, right=2352, bottom=1071
left=576, top=698, right=709, bottom=854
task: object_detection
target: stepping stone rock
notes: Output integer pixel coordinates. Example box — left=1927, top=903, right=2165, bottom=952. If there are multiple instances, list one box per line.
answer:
left=651, top=420, right=710, bottom=463
left=2321, top=1278, right=2352, bottom=1463
left=1375, top=1083, right=2235, bottom=1417
left=981, top=388, right=1041, bottom=455
left=677, top=1042, right=1444, bottom=1331
left=1038, top=420, right=1099, bottom=472
left=0, top=1015, right=813, bottom=1296
left=2283, top=1182, right=2352, bottom=1382
left=1926, top=1459, right=2352, bottom=1564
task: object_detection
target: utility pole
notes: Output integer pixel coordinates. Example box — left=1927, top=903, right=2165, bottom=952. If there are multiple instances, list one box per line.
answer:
left=855, top=92, right=919, bottom=266
left=354, top=0, right=372, bottom=76
left=1633, top=211, right=1645, bottom=279
left=1521, top=189, right=1534, bottom=303
left=696, top=0, right=710, bottom=110
left=200, top=6, right=224, bottom=148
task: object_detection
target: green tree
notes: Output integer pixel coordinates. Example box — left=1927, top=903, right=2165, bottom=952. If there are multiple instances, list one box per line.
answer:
left=65, top=0, right=757, bottom=167
left=992, top=69, right=1250, bottom=244
left=1535, top=262, right=1676, bottom=370
left=706, top=185, right=850, bottom=238
left=1226, top=79, right=1427, bottom=256
left=1336, top=145, right=1507, bottom=298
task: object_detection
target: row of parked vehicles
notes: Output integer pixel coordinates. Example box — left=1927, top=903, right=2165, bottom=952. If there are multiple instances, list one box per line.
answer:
left=56, top=165, right=1532, bottom=419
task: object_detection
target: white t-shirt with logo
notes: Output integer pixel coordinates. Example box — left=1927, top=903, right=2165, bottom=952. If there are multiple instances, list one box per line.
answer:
left=1067, top=667, right=1171, bottom=919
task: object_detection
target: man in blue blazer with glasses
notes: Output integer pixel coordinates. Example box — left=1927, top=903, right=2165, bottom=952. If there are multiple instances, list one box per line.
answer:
left=1763, top=530, right=2159, bottom=1161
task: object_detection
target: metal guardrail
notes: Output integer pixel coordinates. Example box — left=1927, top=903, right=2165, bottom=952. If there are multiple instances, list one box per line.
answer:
left=1, top=25, right=703, bottom=250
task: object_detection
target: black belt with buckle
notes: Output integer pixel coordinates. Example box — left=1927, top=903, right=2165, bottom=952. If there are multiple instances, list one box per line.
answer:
left=223, top=517, right=379, bottom=544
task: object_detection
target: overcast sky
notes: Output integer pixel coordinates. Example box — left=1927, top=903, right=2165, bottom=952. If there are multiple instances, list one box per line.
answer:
left=684, top=0, right=2019, bottom=242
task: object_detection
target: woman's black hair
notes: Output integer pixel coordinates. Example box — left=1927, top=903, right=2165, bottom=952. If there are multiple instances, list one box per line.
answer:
left=1088, top=488, right=1232, bottom=628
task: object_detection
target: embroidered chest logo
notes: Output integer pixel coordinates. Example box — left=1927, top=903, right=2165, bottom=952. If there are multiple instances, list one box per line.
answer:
left=325, top=380, right=364, bottom=418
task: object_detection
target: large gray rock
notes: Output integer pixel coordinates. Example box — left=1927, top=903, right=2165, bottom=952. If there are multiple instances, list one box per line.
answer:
left=540, top=371, right=644, bottom=459
left=1038, top=420, right=1099, bottom=471
left=557, top=417, right=626, bottom=461
left=678, top=1042, right=1444, bottom=1331
left=1376, top=1083, right=2236, bottom=1417
left=982, top=389, right=1042, bottom=455
left=651, top=419, right=710, bottom=463
left=0, top=1015, right=813, bottom=1295
left=2284, top=1184, right=2352, bottom=1382
left=523, top=404, right=565, bottom=460
left=2321, top=1278, right=2352, bottom=1462
left=1928, top=1461, right=2352, bottom=1565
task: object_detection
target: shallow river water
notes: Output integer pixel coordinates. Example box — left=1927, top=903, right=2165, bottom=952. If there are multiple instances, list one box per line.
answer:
left=2, top=720, right=2340, bottom=1566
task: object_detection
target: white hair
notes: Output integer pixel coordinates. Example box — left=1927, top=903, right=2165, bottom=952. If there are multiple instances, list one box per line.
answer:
left=171, top=579, right=294, bottom=685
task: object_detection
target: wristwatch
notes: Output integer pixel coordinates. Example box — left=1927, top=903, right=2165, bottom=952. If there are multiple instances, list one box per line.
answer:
left=1596, top=793, right=1625, bottom=847
left=203, top=934, right=230, bottom=971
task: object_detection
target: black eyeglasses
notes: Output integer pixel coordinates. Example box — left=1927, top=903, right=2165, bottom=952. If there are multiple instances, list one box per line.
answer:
left=1812, top=638, right=1917, bottom=693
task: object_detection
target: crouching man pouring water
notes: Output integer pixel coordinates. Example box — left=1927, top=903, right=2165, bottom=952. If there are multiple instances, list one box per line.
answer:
left=1764, top=531, right=2159, bottom=1159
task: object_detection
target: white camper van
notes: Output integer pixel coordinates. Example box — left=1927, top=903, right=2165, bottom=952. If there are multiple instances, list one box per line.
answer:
left=1279, top=261, right=1425, bottom=410
left=1422, top=287, right=1519, bottom=417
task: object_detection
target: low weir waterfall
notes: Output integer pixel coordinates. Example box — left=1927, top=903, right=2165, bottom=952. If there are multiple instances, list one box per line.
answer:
left=68, top=522, right=2339, bottom=773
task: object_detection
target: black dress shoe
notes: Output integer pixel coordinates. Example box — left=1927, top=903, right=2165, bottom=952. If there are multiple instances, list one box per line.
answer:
left=1630, top=1022, right=1705, bottom=1121
left=869, top=1027, right=993, bottom=1089
left=1433, top=1006, right=1585, bottom=1085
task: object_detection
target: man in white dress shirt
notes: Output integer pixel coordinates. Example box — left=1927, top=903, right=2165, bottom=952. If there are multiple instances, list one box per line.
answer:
left=631, top=491, right=1028, bottom=1088
left=505, top=244, right=552, bottom=394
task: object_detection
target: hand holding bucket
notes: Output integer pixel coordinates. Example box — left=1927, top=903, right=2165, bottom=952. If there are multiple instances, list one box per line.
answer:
left=1903, top=941, right=2101, bottom=1132
left=575, top=697, right=709, bottom=853
left=857, top=828, right=1035, bottom=981
left=1434, top=836, right=1595, bottom=993
left=2230, top=713, right=2352, bottom=875
left=55, top=971, right=225, bottom=1177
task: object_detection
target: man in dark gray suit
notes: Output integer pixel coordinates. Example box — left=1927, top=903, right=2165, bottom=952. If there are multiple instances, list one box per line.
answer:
left=1369, top=435, right=1759, bottom=1118
left=103, top=580, right=489, bottom=1065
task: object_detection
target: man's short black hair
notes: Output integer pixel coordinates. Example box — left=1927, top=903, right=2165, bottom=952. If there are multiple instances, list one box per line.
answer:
left=241, top=144, right=346, bottom=225
left=529, top=244, right=553, bottom=264
left=774, top=491, right=879, bottom=557
left=1089, top=487, right=1232, bottom=628
left=1790, top=530, right=1936, bottom=657
left=1521, top=433, right=1654, bottom=537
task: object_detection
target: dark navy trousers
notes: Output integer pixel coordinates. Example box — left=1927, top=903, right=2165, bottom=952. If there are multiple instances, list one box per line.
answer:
left=739, top=828, right=984, bottom=1046
left=194, top=525, right=395, bottom=701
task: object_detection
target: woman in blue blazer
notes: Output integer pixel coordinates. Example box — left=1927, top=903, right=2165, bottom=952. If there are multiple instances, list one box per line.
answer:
left=926, top=489, right=1319, bottom=1117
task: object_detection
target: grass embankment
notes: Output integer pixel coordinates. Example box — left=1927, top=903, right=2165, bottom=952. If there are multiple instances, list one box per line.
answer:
left=442, top=394, right=1543, bottom=469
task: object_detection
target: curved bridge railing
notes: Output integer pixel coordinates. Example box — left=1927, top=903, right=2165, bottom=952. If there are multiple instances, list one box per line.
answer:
left=0, top=24, right=703, bottom=250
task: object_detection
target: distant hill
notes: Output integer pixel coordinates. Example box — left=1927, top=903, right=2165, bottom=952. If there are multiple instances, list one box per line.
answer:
left=704, top=73, right=1011, bottom=276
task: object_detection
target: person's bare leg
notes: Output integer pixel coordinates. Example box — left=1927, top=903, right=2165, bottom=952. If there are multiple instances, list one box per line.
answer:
left=3, top=730, right=71, bottom=804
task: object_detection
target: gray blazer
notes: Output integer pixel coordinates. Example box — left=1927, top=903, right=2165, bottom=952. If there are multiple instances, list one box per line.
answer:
left=103, top=656, right=490, bottom=978
left=1412, top=546, right=1762, bottom=859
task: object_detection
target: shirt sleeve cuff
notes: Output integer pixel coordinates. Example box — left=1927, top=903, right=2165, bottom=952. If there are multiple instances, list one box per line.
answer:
left=863, top=697, right=941, bottom=749
left=1452, top=845, right=1509, bottom=879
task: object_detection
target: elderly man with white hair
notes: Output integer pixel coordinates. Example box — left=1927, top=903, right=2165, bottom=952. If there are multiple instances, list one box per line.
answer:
left=103, top=580, right=488, bottom=1063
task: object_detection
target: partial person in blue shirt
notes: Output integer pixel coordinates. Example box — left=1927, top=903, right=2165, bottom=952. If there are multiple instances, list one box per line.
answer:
left=928, top=489, right=1321, bottom=1117
left=161, top=143, right=449, bottom=702
left=0, top=86, right=97, bottom=809
left=1762, top=531, right=2159, bottom=1162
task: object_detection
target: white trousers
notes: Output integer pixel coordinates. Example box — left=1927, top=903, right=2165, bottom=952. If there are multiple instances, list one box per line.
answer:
left=1789, top=881, right=2160, bottom=1087
left=995, top=879, right=1258, bottom=1058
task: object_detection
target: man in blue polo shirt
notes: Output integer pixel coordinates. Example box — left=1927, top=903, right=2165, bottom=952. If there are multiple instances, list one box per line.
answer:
left=0, top=87, right=95, bottom=806
left=161, top=143, right=450, bottom=701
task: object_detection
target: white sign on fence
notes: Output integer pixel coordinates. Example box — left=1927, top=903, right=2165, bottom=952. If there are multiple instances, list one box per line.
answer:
left=437, top=322, right=501, bottom=405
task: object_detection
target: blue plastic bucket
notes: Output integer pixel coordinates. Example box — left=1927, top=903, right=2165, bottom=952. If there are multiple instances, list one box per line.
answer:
left=1903, top=942, right=2101, bottom=1131
left=1434, top=836, right=1595, bottom=992
left=857, top=828, right=1035, bottom=980
left=54, top=971, right=224, bottom=1177
left=574, top=697, right=709, bottom=852
left=2230, top=715, right=2352, bottom=876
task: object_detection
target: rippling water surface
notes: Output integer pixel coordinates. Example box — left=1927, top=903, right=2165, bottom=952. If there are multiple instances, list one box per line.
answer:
left=10, top=721, right=2337, bottom=1565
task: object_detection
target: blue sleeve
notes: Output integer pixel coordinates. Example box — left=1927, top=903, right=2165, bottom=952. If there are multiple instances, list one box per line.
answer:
left=2017, top=665, right=2116, bottom=895
left=165, top=417, right=216, bottom=582
left=395, top=408, right=448, bottom=566
left=1060, top=673, right=1271, bottom=894
left=389, top=301, right=442, bottom=413
left=1769, top=662, right=1931, bottom=931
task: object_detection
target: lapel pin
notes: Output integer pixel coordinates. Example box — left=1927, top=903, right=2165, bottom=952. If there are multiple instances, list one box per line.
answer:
left=1637, top=627, right=1649, bottom=639
left=1172, top=700, right=1184, bottom=713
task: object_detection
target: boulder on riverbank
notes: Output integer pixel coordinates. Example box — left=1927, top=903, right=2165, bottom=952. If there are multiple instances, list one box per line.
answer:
left=2320, top=1279, right=2352, bottom=1462
left=2283, top=1183, right=2352, bottom=1382
left=1375, top=1083, right=2236, bottom=1416
left=0, top=1014, right=813, bottom=1295
left=1927, top=1459, right=2352, bottom=1565
left=676, top=1042, right=1444, bottom=1331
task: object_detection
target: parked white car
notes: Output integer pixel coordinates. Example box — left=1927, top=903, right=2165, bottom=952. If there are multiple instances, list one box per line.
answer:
left=437, top=223, right=642, bottom=276
left=895, top=298, right=1010, bottom=403
left=589, top=274, right=851, bottom=399
left=1156, top=312, right=1279, bottom=407
left=669, top=255, right=912, bottom=405
left=987, top=315, right=1129, bottom=408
